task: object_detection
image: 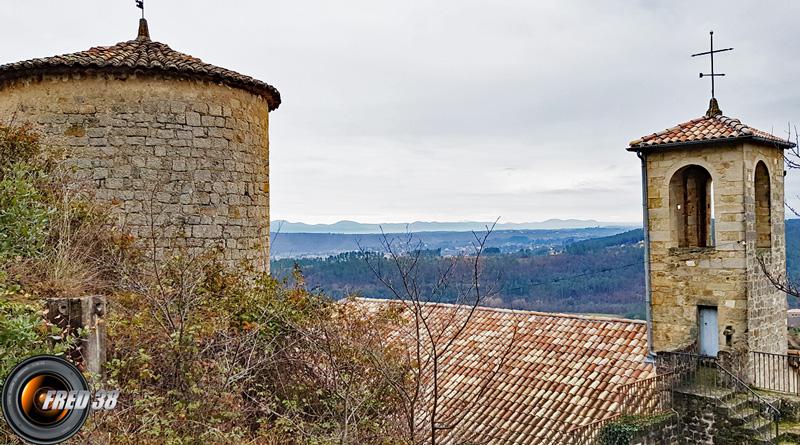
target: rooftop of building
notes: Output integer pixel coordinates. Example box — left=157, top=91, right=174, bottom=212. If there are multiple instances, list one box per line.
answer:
left=628, top=98, right=794, bottom=151
left=355, top=298, right=654, bottom=444
left=0, top=19, right=281, bottom=111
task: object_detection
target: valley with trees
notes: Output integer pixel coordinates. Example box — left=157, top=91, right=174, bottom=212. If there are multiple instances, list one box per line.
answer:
left=273, top=222, right=800, bottom=318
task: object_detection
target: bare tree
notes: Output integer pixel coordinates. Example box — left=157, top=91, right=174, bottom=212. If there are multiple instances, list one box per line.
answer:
left=362, top=222, right=519, bottom=445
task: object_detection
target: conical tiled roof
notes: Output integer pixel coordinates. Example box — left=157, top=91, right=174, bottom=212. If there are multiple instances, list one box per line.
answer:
left=0, top=19, right=280, bottom=111
left=628, top=100, right=793, bottom=151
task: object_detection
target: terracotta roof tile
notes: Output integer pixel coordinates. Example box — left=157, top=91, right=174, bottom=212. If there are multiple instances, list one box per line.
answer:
left=357, top=299, right=654, bottom=444
left=0, top=19, right=280, bottom=111
left=629, top=114, right=794, bottom=150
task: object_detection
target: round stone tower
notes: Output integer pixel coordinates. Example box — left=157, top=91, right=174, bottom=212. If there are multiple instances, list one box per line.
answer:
left=0, top=19, right=280, bottom=270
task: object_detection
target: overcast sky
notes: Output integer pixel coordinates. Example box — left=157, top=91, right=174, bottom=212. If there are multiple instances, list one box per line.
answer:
left=2, top=1, right=799, bottom=224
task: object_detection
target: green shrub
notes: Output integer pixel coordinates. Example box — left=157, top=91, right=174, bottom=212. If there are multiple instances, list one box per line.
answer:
left=0, top=163, right=53, bottom=265
left=0, top=299, right=74, bottom=386
left=0, top=124, right=125, bottom=300
left=0, top=125, right=41, bottom=176
left=0, top=125, right=54, bottom=270
left=598, top=414, right=674, bottom=445
left=0, top=299, right=76, bottom=445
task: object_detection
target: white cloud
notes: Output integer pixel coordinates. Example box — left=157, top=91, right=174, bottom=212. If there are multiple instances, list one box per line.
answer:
left=2, top=1, right=798, bottom=224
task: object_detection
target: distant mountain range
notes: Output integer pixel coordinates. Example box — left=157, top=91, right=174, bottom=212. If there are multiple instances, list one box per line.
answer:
left=269, top=227, right=631, bottom=259
left=270, top=219, right=637, bottom=234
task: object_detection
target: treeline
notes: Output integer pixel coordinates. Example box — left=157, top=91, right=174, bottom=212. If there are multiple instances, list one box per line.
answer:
left=272, top=230, right=647, bottom=318
left=274, top=222, right=800, bottom=318
left=565, top=229, right=643, bottom=255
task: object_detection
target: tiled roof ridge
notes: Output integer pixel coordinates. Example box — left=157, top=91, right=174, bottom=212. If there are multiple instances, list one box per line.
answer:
left=355, top=297, right=647, bottom=325
left=628, top=116, right=705, bottom=146
left=0, top=20, right=281, bottom=111
left=630, top=114, right=735, bottom=145
left=715, top=114, right=750, bottom=134
left=629, top=112, right=792, bottom=149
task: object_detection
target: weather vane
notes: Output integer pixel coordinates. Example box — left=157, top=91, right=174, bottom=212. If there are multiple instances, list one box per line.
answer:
left=691, top=31, right=733, bottom=100
left=136, top=0, right=145, bottom=19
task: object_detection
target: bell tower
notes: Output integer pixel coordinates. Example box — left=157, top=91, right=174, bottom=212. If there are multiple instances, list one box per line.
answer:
left=628, top=99, right=794, bottom=356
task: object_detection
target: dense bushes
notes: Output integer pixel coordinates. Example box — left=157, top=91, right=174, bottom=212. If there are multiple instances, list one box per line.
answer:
left=93, top=252, right=409, bottom=444
left=0, top=125, right=52, bottom=280
left=597, top=414, right=675, bottom=445
left=0, top=300, right=74, bottom=386
left=0, top=124, right=127, bottom=301
left=0, top=299, right=75, bottom=442
left=0, top=163, right=51, bottom=264
left=0, top=125, right=87, bottom=441
left=0, top=125, right=411, bottom=444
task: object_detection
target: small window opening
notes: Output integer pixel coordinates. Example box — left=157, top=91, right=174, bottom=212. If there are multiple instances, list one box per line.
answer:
left=755, top=161, right=771, bottom=248
left=670, top=165, right=714, bottom=248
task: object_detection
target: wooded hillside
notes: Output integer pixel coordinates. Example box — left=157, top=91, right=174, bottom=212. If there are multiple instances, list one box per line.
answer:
left=274, top=222, right=800, bottom=318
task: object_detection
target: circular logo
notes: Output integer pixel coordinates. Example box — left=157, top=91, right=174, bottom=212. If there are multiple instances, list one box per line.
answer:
left=1, top=356, right=90, bottom=445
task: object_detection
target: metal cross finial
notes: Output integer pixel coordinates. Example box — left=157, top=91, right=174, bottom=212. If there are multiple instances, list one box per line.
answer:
left=136, top=0, right=145, bottom=19
left=691, top=31, right=733, bottom=99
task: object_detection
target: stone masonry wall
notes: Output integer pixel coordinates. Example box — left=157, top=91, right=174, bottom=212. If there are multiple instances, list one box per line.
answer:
left=671, top=390, right=756, bottom=445
left=645, top=141, right=786, bottom=355
left=0, top=72, right=270, bottom=270
left=647, top=143, right=749, bottom=353
left=629, top=414, right=678, bottom=445
left=744, top=144, right=787, bottom=355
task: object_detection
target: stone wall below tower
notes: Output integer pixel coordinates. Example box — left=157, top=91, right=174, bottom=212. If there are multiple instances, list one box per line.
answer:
left=0, top=72, right=270, bottom=270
